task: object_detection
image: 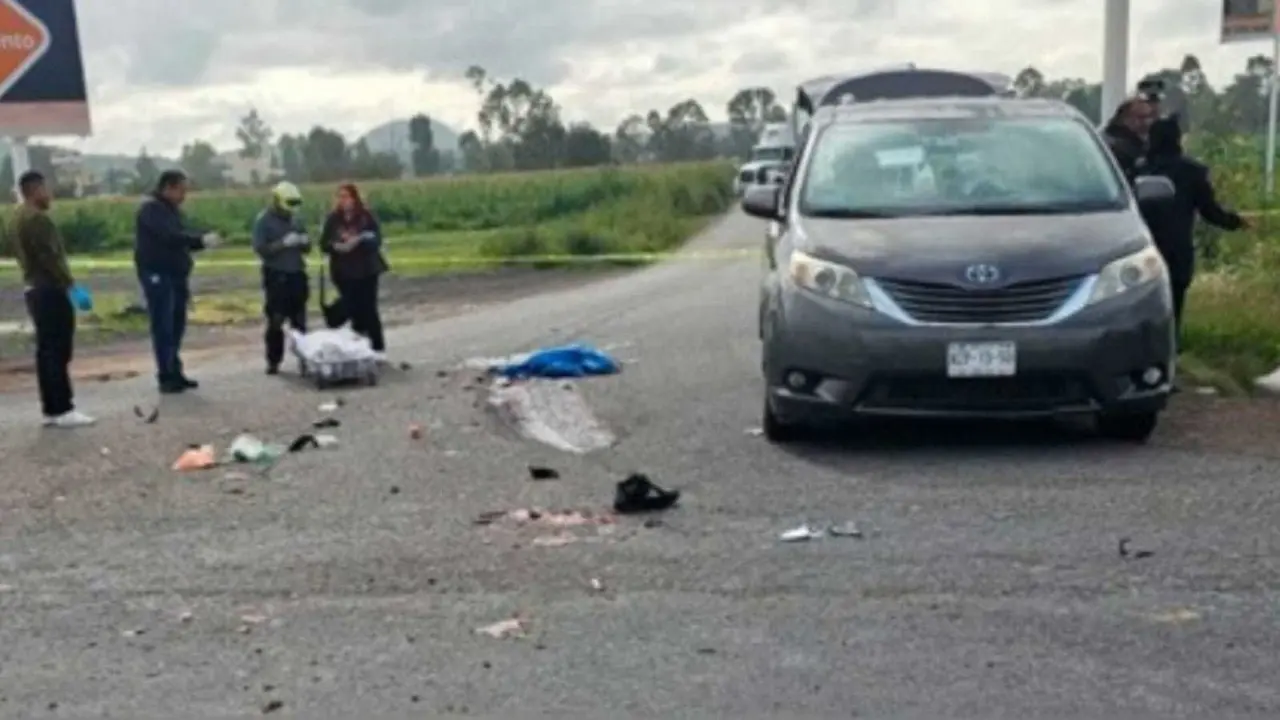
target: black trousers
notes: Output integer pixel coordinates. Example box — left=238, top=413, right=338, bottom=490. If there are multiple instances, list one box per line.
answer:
left=25, top=286, right=75, bottom=417
left=334, top=274, right=384, bottom=352
left=262, top=269, right=309, bottom=367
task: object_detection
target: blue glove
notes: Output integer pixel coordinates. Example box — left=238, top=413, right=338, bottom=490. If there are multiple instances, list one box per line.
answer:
left=68, top=285, right=93, bottom=312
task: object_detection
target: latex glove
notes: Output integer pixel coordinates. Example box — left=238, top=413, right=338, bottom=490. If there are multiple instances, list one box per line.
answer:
left=283, top=232, right=309, bottom=247
left=358, top=230, right=377, bottom=242
left=68, top=284, right=93, bottom=312
left=201, top=232, right=222, bottom=248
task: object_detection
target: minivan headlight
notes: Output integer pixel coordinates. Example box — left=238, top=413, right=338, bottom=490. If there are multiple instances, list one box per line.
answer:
left=1086, top=245, right=1168, bottom=306
left=788, top=250, right=873, bottom=308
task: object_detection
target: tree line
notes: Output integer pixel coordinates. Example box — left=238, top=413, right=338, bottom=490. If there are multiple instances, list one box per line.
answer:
left=7, top=51, right=1269, bottom=199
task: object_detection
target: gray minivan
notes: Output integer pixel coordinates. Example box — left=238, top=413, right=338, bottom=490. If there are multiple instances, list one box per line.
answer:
left=748, top=71, right=1177, bottom=443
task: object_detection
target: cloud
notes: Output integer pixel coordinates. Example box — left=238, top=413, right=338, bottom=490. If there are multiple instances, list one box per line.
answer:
left=49, top=0, right=1273, bottom=156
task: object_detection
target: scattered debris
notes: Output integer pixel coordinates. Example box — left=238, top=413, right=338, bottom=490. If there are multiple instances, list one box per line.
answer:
left=532, top=533, right=577, bottom=547
left=178, top=611, right=193, bottom=623
left=1194, top=386, right=1218, bottom=396
left=528, top=465, right=560, bottom=481
left=408, top=423, right=423, bottom=440
left=1118, top=537, right=1155, bottom=559
left=589, top=578, right=604, bottom=592
left=475, top=617, right=526, bottom=639
left=744, top=427, right=763, bottom=437
left=0, top=584, right=14, bottom=593
left=399, top=361, right=413, bottom=371
left=1149, top=608, right=1201, bottom=624
left=1256, top=366, right=1280, bottom=394
left=286, top=433, right=337, bottom=452
left=318, top=398, right=344, bottom=413
left=436, top=369, right=449, bottom=378
left=828, top=521, right=864, bottom=538
left=173, top=445, right=216, bottom=471
left=312, top=417, right=340, bottom=429
left=229, top=434, right=284, bottom=464
left=100, top=446, right=111, bottom=456
left=474, top=508, right=614, bottom=527
left=133, top=405, right=159, bottom=423
left=613, top=473, right=680, bottom=514
left=240, top=613, right=269, bottom=625
left=262, top=699, right=284, bottom=714
left=780, top=524, right=823, bottom=542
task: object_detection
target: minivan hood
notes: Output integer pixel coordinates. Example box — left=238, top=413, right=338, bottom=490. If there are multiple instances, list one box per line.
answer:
left=798, top=212, right=1149, bottom=285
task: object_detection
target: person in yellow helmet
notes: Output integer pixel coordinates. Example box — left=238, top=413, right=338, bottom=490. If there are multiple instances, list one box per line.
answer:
left=251, top=181, right=311, bottom=374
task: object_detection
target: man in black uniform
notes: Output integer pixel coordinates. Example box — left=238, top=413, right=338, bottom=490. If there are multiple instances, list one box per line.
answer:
left=1143, top=119, right=1248, bottom=344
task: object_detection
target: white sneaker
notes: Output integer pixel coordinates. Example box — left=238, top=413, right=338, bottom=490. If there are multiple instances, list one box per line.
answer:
left=47, top=410, right=95, bottom=428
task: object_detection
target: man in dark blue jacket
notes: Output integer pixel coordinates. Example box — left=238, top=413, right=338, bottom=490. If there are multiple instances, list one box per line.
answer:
left=134, top=170, right=222, bottom=393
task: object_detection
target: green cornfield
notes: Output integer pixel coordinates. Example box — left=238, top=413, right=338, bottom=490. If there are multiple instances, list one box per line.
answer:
left=46, top=161, right=736, bottom=255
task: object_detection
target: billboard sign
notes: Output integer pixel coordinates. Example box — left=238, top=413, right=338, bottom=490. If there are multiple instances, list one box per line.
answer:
left=0, top=0, right=90, bottom=136
left=1222, top=0, right=1278, bottom=43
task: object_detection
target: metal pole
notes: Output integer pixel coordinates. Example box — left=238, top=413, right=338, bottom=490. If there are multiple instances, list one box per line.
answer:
left=1100, top=0, right=1130, bottom=122
left=1266, top=32, right=1279, bottom=196
left=9, top=136, right=30, bottom=202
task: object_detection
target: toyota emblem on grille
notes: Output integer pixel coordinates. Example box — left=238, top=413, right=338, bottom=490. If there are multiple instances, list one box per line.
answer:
left=964, top=263, right=1001, bottom=285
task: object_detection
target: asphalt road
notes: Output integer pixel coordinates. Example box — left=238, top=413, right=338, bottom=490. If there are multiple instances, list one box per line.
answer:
left=1, top=213, right=1277, bottom=719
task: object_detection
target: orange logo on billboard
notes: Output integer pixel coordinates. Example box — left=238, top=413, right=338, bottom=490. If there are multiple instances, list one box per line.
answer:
left=0, top=0, right=49, bottom=99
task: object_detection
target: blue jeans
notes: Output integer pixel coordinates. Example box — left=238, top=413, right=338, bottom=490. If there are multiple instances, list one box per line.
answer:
left=139, top=272, right=190, bottom=384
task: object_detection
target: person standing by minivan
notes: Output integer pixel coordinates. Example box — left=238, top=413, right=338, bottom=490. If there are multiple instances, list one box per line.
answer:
left=1142, top=119, right=1248, bottom=343
left=1103, top=96, right=1156, bottom=183
left=252, top=181, right=311, bottom=375
left=319, top=183, right=388, bottom=360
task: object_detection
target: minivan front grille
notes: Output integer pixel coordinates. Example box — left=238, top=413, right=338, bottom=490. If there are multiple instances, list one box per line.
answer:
left=877, top=275, right=1084, bottom=324
left=860, top=373, right=1092, bottom=412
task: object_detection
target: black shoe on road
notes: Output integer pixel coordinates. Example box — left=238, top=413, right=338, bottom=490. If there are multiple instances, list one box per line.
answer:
left=179, top=375, right=199, bottom=389
left=266, top=365, right=279, bottom=375
left=159, top=381, right=186, bottom=395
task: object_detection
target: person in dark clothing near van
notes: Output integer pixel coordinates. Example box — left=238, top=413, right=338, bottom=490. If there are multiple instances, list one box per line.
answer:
left=7, top=171, right=95, bottom=428
left=252, top=181, right=311, bottom=375
left=134, top=170, right=222, bottom=393
left=320, top=183, right=388, bottom=360
left=1142, top=118, right=1248, bottom=343
left=1102, top=96, right=1156, bottom=182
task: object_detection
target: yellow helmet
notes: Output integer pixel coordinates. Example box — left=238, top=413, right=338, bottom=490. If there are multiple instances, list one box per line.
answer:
left=272, top=181, right=302, bottom=211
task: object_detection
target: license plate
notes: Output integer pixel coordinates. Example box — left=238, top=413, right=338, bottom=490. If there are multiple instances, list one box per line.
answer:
left=946, top=342, right=1016, bottom=377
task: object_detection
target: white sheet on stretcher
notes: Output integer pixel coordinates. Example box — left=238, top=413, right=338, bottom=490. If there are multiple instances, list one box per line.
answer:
left=289, top=328, right=377, bottom=363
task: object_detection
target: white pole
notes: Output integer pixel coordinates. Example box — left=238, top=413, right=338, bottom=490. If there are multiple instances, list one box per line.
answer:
left=1101, top=0, right=1130, bottom=122
left=9, top=136, right=30, bottom=202
left=1266, top=32, right=1279, bottom=196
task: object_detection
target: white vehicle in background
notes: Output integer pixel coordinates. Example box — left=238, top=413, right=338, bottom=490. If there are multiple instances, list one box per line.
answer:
left=734, top=123, right=796, bottom=196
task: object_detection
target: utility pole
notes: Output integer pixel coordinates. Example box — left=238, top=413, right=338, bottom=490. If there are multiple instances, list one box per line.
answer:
left=1100, top=0, right=1130, bottom=122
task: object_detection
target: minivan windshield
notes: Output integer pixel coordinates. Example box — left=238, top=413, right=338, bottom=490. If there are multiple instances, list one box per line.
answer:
left=798, top=115, right=1128, bottom=218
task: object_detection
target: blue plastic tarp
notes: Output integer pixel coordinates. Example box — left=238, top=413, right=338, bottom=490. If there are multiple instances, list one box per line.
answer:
left=495, top=344, right=621, bottom=379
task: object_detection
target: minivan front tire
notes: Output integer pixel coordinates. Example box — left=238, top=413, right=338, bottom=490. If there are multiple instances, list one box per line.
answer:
left=763, top=395, right=805, bottom=443
left=1096, top=410, right=1159, bottom=443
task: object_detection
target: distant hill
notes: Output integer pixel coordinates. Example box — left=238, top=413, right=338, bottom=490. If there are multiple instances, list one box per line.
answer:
left=357, top=118, right=461, bottom=171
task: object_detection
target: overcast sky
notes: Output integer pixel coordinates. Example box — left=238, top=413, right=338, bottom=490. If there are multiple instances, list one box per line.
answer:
left=48, top=0, right=1275, bottom=156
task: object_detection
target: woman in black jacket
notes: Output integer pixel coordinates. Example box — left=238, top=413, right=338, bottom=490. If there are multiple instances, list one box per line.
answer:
left=319, top=183, right=389, bottom=358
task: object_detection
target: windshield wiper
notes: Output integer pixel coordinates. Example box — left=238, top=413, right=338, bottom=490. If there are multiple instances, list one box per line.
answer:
left=933, top=204, right=1082, bottom=216
left=804, top=208, right=899, bottom=219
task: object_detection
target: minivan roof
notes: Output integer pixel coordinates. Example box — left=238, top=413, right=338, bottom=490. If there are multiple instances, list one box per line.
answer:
left=795, top=67, right=1012, bottom=114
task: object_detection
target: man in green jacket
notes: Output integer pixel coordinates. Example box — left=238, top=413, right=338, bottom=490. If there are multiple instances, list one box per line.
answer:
left=7, top=171, right=95, bottom=427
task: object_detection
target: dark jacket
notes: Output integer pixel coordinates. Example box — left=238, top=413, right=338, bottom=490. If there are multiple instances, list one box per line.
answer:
left=252, top=207, right=310, bottom=274
left=1102, top=120, right=1145, bottom=184
left=1141, top=120, right=1243, bottom=282
left=134, top=194, right=206, bottom=277
left=319, top=209, right=388, bottom=281
left=7, top=205, right=73, bottom=290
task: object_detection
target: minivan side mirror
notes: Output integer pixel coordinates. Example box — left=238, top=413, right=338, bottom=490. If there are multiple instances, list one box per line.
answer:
left=1134, top=175, right=1176, bottom=205
left=741, top=185, right=781, bottom=219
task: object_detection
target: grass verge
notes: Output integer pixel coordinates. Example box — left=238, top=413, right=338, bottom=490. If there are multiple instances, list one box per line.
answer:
left=1182, top=270, right=1280, bottom=394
